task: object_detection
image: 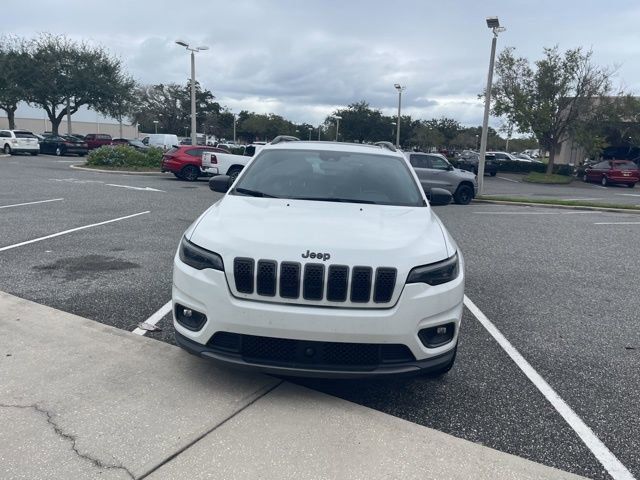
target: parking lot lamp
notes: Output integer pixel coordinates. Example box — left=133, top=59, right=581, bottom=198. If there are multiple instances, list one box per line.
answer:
left=477, top=17, right=506, bottom=194
left=331, top=116, right=342, bottom=141
left=153, top=120, right=159, bottom=134
left=175, top=40, right=209, bottom=146
left=308, top=127, right=313, bottom=140
left=394, top=84, right=406, bottom=148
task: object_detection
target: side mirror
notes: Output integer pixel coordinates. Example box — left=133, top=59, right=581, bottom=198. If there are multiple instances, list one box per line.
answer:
left=447, top=164, right=454, bottom=171
left=427, top=188, right=453, bottom=206
left=209, top=175, right=231, bottom=193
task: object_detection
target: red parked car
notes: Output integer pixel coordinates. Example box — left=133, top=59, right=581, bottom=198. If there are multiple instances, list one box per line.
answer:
left=583, top=160, right=639, bottom=188
left=161, top=146, right=230, bottom=181
left=84, top=133, right=112, bottom=150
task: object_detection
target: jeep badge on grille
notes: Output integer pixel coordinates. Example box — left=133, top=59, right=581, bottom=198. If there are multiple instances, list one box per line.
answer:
left=302, top=250, right=331, bottom=261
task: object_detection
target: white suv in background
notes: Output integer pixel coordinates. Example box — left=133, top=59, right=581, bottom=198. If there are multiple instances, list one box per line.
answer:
left=172, top=138, right=464, bottom=377
left=0, top=130, right=40, bottom=155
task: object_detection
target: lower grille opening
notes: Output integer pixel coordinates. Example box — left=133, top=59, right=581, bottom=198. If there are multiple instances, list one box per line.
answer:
left=207, top=332, right=415, bottom=371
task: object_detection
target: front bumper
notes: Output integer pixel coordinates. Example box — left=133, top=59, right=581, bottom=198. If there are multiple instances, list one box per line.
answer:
left=172, top=255, right=464, bottom=377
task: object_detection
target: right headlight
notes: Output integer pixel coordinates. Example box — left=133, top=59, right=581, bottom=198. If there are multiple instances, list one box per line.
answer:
left=179, top=237, right=224, bottom=271
left=406, top=253, right=459, bottom=286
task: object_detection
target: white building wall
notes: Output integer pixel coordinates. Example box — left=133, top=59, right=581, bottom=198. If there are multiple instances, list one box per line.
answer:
left=0, top=116, right=138, bottom=138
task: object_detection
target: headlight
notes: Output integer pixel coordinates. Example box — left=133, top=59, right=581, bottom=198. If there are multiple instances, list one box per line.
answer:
left=179, top=237, right=224, bottom=271
left=406, top=253, right=459, bottom=286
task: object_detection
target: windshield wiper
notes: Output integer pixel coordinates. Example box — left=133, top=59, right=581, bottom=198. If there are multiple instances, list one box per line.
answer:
left=233, top=187, right=279, bottom=198
left=291, top=197, right=377, bottom=204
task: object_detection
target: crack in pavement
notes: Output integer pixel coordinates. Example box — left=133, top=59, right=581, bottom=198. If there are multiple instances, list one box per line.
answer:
left=1, top=403, right=135, bottom=479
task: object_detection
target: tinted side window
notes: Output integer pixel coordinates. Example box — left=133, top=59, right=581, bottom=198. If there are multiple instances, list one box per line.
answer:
left=409, top=155, right=428, bottom=169
left=595, top=161, right=609, bottom=169
left=0, top=131, right=11, bottom=138
left=186, top=149, right=202, bottom=157
left=428, top=156, right=450, bottom=170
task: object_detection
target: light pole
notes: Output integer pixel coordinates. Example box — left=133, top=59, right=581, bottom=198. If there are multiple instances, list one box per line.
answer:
left=153, top=120, right=159, bottom=134
left=331, top=116, right=342, bottom=141
left=308, top=127, right=313, bottom=140
left=233, top=113, right=237, bottom=143
left=390, top=121, right=397, bottom=142
left=394, top=84, right=406, bottom=148
left=176, top=40, right=209, bottom=146
left=477, top=17, right=506, bottom=194
left=318, top=125, right=322, bottom=141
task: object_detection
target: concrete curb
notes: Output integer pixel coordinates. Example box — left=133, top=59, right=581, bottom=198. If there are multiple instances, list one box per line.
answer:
left=70, top=164, right=165, bottom=175
left=473, top=198, right=640, bottom=214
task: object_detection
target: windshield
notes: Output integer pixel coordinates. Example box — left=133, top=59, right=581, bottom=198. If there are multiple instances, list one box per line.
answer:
left=232, top=149, right=424, bottom=207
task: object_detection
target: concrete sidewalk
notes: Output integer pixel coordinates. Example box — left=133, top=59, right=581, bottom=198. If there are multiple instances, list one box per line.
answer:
left=0, top=292, right=586, bottom=480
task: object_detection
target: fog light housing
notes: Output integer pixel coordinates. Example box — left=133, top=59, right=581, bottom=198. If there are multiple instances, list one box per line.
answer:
left=419, top=323, right=455, bottom=348
left=175, top=304, right=207, bottom=331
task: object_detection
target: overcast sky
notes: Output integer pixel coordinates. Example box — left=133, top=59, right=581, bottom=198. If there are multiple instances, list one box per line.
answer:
left=8, top=0, right=640, bottom=129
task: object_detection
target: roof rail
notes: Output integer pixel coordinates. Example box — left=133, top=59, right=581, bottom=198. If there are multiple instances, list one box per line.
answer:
left=270, top=135, right=300, bottom=145
left=374, top=141, right=397, bottom=152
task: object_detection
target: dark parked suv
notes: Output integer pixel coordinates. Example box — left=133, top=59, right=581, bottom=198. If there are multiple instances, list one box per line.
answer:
left=456, top=152, right=498, bottom=176
left=84, top=133, right=112, bottom=150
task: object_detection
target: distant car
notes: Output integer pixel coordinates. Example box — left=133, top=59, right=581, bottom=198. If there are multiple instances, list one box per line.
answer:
left=583, top=160, right=639, bottom=187
left=112, top=138, right=150, bottom=151
left=456, top=152, right=498, bottom=176
left=404, top=152, right=477, bottom=205
left=84, top=133, right=112, bottom=150
left=161, top=145, right=231, bottom=181
left=142, top=134, right=180, bottom=151
left=0, top=129, right=40, bottom=155
left=39, top=134, right=88, bottom=156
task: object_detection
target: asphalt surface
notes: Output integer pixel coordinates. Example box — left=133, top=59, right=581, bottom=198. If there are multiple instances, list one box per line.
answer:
left=484, top=172, right=640, bottom=206
left=1, top=154, right=639, bottom=479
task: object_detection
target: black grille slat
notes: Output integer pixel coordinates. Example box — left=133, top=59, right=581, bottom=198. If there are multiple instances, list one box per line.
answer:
left=303, top=264, right=325, bottom=300
left=256, top=260, right=277, bottom=296
left=374, top=268, right=397, bottom=303
left=350, top=266, right=372, bottom=303
left=279, top=262, right=301, bottom=298
left=327, top=265, right=349, bottom=302
left=234, top=258, right=254, bottom=294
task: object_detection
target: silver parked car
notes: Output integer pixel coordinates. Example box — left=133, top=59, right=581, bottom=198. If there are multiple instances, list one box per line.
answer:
left=404, top=152, right=478, bottom=205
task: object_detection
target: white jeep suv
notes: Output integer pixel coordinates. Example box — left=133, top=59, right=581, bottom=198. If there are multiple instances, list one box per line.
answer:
left=172, top=138, right=464, bottom=377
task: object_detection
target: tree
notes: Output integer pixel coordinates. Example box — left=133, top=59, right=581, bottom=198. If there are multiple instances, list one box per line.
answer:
left=0, top=36, right=28, bottom=129
left=411, top=122, right=444, bottom=150
left=491, top=46, right=618, bottom=173
left=325, top=101, right=391, bottom=143
left=23, top=34, right=135, bottom=135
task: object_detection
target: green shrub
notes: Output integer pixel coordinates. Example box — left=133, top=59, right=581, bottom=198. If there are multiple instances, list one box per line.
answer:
left=496, top=161, right=573, bottom=176
left=86, top=145, right=163, bottom=169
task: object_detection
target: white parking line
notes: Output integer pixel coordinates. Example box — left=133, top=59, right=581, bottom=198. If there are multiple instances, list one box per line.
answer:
left=616, top=193, right=640, bottom=197
left=0, top=211, right=150, bottom=252
left=594, top=222, right=640, bottom=225
left=497, top=176, right=520, bottom=183
left=473, top=211, right=592, bottom=215
left=132, top=301, right=172, bottom=335
left=0, top=198, right=64, bottom=210
left=105, top=184, right=165, bottom=192
left=591, top=185, right=608, bottom=190
left=464, top=295, right=635, bottom=480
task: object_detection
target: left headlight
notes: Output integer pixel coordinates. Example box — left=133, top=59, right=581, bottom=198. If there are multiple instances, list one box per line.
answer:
left=179, top=237, right=224, bottom=271
left=406, top=253, right=459, bottom=286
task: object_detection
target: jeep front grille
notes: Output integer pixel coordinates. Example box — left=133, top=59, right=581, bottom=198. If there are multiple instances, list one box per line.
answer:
left=233, top=258, right=397, bottom=305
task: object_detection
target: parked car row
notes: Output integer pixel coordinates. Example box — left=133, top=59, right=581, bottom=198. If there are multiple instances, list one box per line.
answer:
left=582, top=160, right=639, bottom=188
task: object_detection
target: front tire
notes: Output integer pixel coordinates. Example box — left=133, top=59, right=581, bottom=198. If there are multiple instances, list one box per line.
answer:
left=489, top=171, right=497, bottom=177
left=453, top=184, right=474, bottom=205
left=31, top=152, right=39, bottom=156
left=628, top=183, right=636, bottom=189
left=180, top=165, right=199, bottom=182
left=601, top=175, right=608, bottom=186
left=3, top=144, right=11, bottom=155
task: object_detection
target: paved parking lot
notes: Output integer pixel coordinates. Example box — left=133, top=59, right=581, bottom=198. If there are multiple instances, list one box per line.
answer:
left=1, top=155, right=639, bottom=479
left=484, top=172, right=640, bottom=206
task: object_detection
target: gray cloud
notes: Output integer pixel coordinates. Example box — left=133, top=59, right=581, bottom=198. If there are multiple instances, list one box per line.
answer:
left=9, top=0, right=640, bottom=127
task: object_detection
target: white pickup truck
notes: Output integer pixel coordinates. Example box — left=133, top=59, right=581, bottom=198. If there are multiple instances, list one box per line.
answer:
left=202, top=143, right=266, bottom=183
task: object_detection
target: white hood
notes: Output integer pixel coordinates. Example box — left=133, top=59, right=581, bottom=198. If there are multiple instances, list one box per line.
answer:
left=189, top=195, right=450, bottom=271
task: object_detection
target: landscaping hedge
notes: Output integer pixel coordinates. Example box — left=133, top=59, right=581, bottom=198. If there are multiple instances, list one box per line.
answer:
left=86, top=145, right=164, bottom=169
